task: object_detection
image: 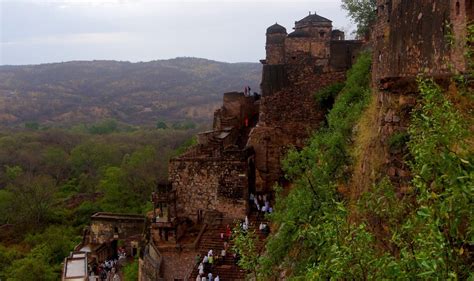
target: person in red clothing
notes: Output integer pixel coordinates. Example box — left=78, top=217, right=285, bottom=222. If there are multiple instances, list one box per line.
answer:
left=225, top=224, right=232, bottom=240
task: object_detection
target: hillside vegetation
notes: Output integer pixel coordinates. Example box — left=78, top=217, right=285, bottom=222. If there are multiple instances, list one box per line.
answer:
left=0, top=127, right=197, bottom=279
left=0, top=58, right=260, bottom=127
left=257, top=51, right=473, bottom=279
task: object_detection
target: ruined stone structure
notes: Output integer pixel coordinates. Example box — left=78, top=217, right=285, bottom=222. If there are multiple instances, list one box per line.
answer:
left=363, top=0, right=472, bottom=193
left=169, top=92, right=259, bottom=223
left=88, top=212, right=145, bottom=246
left=76, top=212, right=145, bottom=264
left=136, top=92, right=261, bottom=280
left=141, top=12, right=364, bottom=280
left=149, top=183, right=192, bottom=244
left=249, top=13, right=363, bottom=192
left=137, top=6, right=471, bottom=279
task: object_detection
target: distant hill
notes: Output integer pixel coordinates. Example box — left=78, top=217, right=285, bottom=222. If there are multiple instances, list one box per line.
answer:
left=0, top=58, right=261, bottom=127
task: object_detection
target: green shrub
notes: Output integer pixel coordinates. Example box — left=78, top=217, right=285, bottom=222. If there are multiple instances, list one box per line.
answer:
left=388, top=131, right=409, bottom=150
left=122, top=258, right=139, bottom=281
left=259, top=52, right=373, bottom=279
left=314, top=82, right=345, bottom=111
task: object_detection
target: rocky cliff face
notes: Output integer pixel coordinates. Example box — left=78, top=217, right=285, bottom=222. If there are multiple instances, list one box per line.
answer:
left=352, top=0, right=472, bottom=197
left=247, top=69, right=347, bottom=192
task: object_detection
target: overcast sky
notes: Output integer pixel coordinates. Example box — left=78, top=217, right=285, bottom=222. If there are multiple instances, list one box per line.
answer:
left=0, top=0, right=354, bottom=65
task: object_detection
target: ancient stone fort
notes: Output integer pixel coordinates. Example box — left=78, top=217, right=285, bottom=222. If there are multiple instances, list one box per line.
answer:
left=63, top=2, right=472, bottom=280
left=139, top=12, right=364, bottom=280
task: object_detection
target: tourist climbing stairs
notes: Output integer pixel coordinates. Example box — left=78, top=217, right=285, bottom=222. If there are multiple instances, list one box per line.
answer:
left=188, top=214, right=269, bottom=280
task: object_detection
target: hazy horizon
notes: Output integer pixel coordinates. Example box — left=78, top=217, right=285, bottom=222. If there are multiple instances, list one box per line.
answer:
left=0, top=0, right=354, bottom=66
left=0, top=56, right=262, bottom=67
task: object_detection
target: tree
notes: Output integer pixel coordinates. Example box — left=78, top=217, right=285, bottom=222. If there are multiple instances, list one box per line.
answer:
left=122, top=146, right=158, bottom=202
left=25, top=225, right=79, bottom=265
left=5, top=245, right=56, bottom=281
left=42, top=147, right=70, bottom=184
left=341, top=0, right=377, bottom=38
left=88, top=119, right=118, bottom=134
left=6, top=174, right=57, bottom=230
left=156, top=120, right=168, bottom=129
left=24, top=122, right=40, bottom=130
left=232, top=226, right=260, bottom=279
left=123, top=258, right=139, bottom=281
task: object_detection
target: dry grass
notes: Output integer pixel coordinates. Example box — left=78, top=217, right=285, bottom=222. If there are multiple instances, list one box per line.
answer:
left=447, top=80, right=474, bottom=151
left=346, top=90, right=387, bottom=222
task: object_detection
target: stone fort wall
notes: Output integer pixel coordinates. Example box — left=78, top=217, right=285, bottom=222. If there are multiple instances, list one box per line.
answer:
left=249, top=69, right=347, bottom=191
left=358, top=0, right=473, bottom=196
left=89, top=213, right=144, bottom=244
left=169, top=150, right=250, bottom=222
left=372, top=0, right=470, bottom=83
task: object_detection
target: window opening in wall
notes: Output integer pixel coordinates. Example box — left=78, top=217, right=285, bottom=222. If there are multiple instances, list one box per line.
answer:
left=456, top=1, right=461, bottom=15
left=319, top=31, right=326, bottom=38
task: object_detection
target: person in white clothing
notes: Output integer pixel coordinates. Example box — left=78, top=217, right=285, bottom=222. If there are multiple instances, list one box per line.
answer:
left=214, top=275, right=220, bottom=281
left=243, top=221, right=249, bottom=231
left=198, top=263, right=204, bottom=275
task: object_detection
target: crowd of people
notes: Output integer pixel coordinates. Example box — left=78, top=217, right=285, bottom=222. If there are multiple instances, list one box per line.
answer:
left=195, top=224, right=240, bottom=281
left=88, top=249, right=127, bottom=281
left=249, top=193, right=273, bottom=216
left=196, top=248, right=222, bottom=281
left=194, top=192, right=273, bottom=280
left=243, top=85, right=261, bottom=100
left=88, top=259, right=120, bottom=281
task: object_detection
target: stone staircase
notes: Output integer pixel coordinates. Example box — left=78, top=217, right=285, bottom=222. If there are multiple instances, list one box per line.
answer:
left=188, top=214, right=269, bottom=280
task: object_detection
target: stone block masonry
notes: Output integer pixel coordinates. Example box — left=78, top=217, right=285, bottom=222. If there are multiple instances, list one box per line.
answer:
left=168, top=91, right=259, bottom=224
left=365, top=0, right=472, bottom=195
left=249, top=12, right=362, bottom=192
left=372, top=0, right=470, bottom=82
left=89, top=212, right=145, bottom=245
left=169, top=149, right=251, bottom=222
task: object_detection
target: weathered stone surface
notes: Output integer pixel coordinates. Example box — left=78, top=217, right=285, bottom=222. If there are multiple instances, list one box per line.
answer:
left=169, top=151, right=250, bottom=223
left=366, top=0, right=471, bottom=195
left=89, top=212, right=144, bottom=245
left=248, top=71, right=346, bottom=192
left=247, top=13, right=365, bottom=192
left=169, top=92, right=258, bottom=224
left=372, top=0, right=469, bottom=82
